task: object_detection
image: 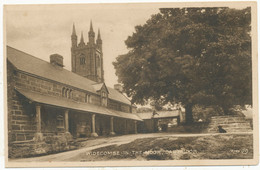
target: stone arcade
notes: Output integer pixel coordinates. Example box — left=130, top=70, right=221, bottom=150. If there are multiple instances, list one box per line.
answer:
left=7, top=22, right=142, bottom=158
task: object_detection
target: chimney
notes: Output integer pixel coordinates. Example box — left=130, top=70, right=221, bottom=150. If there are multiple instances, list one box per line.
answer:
left=50, top=54, right=64, bottom=67
left=114, top=84, right=123, bottom=93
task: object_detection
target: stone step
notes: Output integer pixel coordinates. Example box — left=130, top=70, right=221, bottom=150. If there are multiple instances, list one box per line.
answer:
left=208, top=128, right=252, bottom=133
left=208, top=130, right=252, bottom=133
left=208, top=127, right=252, bottom=131
left=208, top=126, right=252, bottom=130
left=211, top=116, right=244, bottom=118
left=208, top=122, right=251, bottom=128
left=209, top=118, right=250, bottom=123
left=210, top=120, right=247, bottom=123
left=211, top=115, right=244, bottom=119
left=208, top=125, right=251, bottom=129
left=207, top=115, right=253, bottom=133
left=210, top=117, right=246, bottom=122
left=210, top=121, right=247, bottom=124
left=209, top=121, right=249, bottom=125
left=208, top=124, right=251, bottom=128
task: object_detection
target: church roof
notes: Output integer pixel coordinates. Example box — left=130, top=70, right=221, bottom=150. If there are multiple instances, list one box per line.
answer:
left=7, top=46, right=131, bottom=105
left=92, top=83, right=109, bottom=93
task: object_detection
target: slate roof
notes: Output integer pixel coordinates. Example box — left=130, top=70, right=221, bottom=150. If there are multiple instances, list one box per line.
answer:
left=16, top=88, right=142, bottom=121
left=92, top=83, right=106, bottom=92
left=137, top=110, right=180, bottom=120
left=7, top=46, right=131, bottom=105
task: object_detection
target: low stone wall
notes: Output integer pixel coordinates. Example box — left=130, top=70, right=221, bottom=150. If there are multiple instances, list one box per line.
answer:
left=9, top=133, right=78, bottom=158
left=207, top=115, right=253, bottom=133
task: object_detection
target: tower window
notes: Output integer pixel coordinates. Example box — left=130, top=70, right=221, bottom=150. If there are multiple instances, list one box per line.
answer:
left=80, top=57, right=86, bottom=65
left=96, top=55, right=101, bottom=67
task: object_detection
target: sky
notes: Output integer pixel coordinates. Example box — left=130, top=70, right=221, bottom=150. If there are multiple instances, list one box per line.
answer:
left=5, top=4, right=160, bottom=88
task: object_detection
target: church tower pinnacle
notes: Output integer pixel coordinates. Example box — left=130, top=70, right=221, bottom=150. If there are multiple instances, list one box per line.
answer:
left=88, top=20, right=95, bottom=44
left=78, top=31, right=85, bottom=47
left=97, top=28, right=101, bottom=39
left=71, top=23, right=77, bottom=48
left=96, top=29, right=102, bottom=51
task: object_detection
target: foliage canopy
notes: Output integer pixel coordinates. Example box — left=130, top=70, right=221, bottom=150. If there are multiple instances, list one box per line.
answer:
left=113, top=7, right=252, bottom=123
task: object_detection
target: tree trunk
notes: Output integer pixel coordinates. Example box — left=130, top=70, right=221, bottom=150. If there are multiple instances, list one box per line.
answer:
left=185, top=103, right=193, bottom=124
left=222, top=106, right=230, bottom=115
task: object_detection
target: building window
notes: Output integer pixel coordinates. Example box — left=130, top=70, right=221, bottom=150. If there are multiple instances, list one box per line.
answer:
left=62, top=87, right=73, bottom=99
left=101, top=91, right=107, bottom=106
left=85, top=94, right=90, bottom=103
left=62, top=87, right=66, bottom=97
left=68, top=89, right=72, bottom=99
left=64, top=89, right=68, bottom=98
left=96, top=55, right=101, bottom=67
left=101, top=97, right=107, bottom=106
left=57, top=114, right=64, bottom=129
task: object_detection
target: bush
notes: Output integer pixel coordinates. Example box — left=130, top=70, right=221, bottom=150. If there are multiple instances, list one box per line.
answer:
left=180, top=153, right=191, bottom=160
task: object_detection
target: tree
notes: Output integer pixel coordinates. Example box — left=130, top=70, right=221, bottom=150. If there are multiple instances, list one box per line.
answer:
left=113, top=7, right=252, bottom=124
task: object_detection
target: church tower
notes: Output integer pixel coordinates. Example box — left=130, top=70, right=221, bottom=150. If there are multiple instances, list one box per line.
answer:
left=71, top=21, right=104, bottom=83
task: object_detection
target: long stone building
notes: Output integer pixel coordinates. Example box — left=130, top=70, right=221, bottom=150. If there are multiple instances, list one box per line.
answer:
left=7, top=22, right=143, bottom=157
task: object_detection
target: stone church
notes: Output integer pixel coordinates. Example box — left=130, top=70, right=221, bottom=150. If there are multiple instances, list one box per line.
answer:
left=7, top=22, right=143, bottom=157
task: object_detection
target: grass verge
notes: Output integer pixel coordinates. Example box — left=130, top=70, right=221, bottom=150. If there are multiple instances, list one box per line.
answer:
left=79, top=134, right=253, bottom=161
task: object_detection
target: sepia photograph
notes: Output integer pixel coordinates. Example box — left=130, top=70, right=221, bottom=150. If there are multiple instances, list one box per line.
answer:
left=2, top=1, right=258, bottom=167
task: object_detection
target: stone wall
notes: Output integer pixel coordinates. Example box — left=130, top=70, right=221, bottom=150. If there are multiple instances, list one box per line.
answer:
left=9, top=133, right=76, bottom=158
left=95, top=115, right=110, bottom=136
left=15, top=70, right=130, bottom=111
left=41, top=106, right=66, bottom=134
left=10, top=93, right=37, bottom=141
left=113, top=118, right=136, bottom=134
left=14, top=71, right=101, bottom=105
left=207, top=115, right=253, bottom=133
left=108, top=99, right=120, bottom=111
left=107, top=99, right=131, bottom=113
left=69, top=111, right=92, bottom=137
left=7, top=62, right=15, bottom=143
left=126, top=120, right=135, bottom=134
left=7, top=62, right=37, bottom=142
left=121, top=103, right=131, bottom=113
left=114, top=117, right=126, bottom=134
left=131, top=106, right=137, bottom=113
left=143, top=119, right=156, bottom=133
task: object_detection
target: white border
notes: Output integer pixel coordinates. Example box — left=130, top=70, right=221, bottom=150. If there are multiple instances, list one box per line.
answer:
left=1, top=0, right=259, bottom=169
